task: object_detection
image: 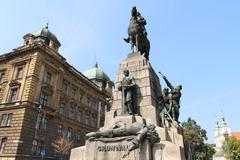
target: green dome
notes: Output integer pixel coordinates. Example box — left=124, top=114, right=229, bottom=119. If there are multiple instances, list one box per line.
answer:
left=32, top=26, right=61, bottom=46
left=83, top=63, right=110, bottom=82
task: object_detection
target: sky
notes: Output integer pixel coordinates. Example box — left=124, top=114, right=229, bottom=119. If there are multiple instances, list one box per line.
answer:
left=0, top=0, right=240, bottom=143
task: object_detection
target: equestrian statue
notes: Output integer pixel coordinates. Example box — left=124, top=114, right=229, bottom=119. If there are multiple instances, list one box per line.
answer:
left=124, top=6, right=150, bottom=60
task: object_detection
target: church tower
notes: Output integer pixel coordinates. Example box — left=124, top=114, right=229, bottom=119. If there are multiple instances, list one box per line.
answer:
left=213, top=117, right=231, bottom=160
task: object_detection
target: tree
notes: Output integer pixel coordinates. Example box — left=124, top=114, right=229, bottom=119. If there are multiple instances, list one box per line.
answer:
left=222, top=136, right=240, bottom=159
left=182, top=117, right=215, bottom=160
left=52, top=135, right=73, bottom=160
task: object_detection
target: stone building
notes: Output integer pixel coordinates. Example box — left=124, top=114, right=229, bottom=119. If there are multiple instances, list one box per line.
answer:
left=0, top=26, right=112, bottom=160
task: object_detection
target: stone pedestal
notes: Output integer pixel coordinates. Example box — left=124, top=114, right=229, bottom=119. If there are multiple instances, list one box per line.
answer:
left=70, top=52, right=186, bottom=160
left=112, top=52, right=161, bottom=126
left=70, top=139, right=152, bottom=160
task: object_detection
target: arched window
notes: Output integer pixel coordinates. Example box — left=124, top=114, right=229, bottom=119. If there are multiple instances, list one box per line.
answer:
left=0, top=137, right=7, bottom=153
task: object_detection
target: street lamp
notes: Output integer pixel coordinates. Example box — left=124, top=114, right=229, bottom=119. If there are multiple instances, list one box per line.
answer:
left=223, top=132, right=231, bottom=160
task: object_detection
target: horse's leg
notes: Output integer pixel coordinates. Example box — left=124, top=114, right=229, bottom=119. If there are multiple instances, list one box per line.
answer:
left=129, top=35, right=135, bottom=52
left=131, top=44, right=134, bottom=52
left=135, top=34, right=139, bottom=52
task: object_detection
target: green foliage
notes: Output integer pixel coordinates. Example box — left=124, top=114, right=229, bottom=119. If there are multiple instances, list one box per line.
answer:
left=182, top=117, right=207, bottom=141
left=222, top=137, right=240, bottom=159
left=182, top=117, right=215, bottom=160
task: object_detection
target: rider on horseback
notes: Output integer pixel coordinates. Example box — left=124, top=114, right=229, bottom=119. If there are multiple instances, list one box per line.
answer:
left=124, top=6, right=150, bottom=60
left=124, top=7, right=147, bottom=43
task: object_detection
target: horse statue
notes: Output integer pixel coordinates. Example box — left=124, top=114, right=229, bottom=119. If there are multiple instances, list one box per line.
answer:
left=124, top=6, right=150, bottom=60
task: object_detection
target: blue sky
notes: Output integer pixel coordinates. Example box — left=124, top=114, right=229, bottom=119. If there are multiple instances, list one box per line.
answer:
left=1, top=0, right=240, bottom=143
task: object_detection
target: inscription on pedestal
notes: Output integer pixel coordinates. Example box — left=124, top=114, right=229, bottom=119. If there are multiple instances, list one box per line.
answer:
left=85, top=140, right=140, bottom=160
left=97, top=144, right=129, bottom=152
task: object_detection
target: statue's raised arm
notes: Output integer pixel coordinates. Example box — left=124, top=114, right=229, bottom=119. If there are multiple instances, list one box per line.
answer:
left=159, top=71, right=174, bottom=91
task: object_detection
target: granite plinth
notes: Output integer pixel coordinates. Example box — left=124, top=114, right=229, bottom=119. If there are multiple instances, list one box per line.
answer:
left=70, top=139, right=152, bottom=160
left=112, top=52, right=161, bottom=126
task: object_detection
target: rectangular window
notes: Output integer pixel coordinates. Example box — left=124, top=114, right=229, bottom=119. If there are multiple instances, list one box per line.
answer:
left=31, top=139, right=44, bottom=155
left=63, top=82, right=68, bottom=94
left=68, top=104, right=74, bottom=119
left=9, top=88, right=18, bottom=102
left=71, top=88, right=77, bottom=98
left=35, top=114, right=47, bottom=129
left=40, top=92, right=48, bottom=106
left=58, top=124, right=63, bottom=134
left=0, top=137, right=7, bottom=153
left=67, top=128, right=72, bottom=139
left=43, top=72, right=52, bottom=84
left=60, top=102, right=65, bottom=115
left=76, top=131, right=81, bottom=140
left=16, top=67, right=23, bottom=79
left=31, top=140, right=37, bottom=155
left=0, top=72, right=5, bottom=83
left=0, top=113, right=13, bottom=127
left=76, top=109, right=81, bottom=122
left=80, top=92, right=84, bottom=102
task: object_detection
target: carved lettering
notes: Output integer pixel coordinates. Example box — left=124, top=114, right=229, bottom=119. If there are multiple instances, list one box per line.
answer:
left=97, top=145, right=130, bottom=152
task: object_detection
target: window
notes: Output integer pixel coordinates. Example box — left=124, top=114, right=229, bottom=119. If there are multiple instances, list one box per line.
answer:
left=0, top=137, right=7, bottom=153
left=31, top=140, right=37, bottom=155
left=9, top=88, right=18, bottom=102
left=40, top=92, right=48, bottom=106
left=71, top=88, right=77, bottom=98
left=76, top=109, right=81, bottom=122
left=35, top=114, right=47, bottom=129
left=0, top=72, right=5, bottom=83
left=67, top=128, right=72, bottom=139
left=0, top=113, right=13, bottom=127
left=16, top=67, right=23, bottom=79
left=43, top=72, right=52, bottom=84
left=63, top=82, right=68, bottom=94
left=31, top=139, right=44, bottom=155
left=76, top=131, right=81, bottom=140
left=60, top=102, right=65, bottom=115
left=58, top=124, right=63, bottom=134
left=68, top=104, right=74, bottom=119
left=79, top=92, right=84, bottom=103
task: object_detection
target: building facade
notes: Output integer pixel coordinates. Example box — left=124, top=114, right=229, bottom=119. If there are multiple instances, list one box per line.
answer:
left=213, top=117, right=231, bottom=160
left=0, top=26, right=112, bottom=160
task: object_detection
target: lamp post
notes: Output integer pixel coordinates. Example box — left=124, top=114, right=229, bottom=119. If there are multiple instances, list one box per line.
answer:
left=223, top=132, right=231, bottom=160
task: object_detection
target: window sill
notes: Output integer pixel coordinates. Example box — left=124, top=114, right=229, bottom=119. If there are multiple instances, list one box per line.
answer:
left=0, top=125, right=11, bottom=128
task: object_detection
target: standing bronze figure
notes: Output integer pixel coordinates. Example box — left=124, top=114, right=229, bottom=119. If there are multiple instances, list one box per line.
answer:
left=118, top=69, right=136, bottom=115
left=124, top=6, right=150, bottom=60
left=159, top=72, right=182, bottom=123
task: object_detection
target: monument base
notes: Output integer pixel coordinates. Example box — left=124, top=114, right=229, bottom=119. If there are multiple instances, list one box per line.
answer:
left=70, top=119, right=186, bottom=160
left=70, top=138, right=152, bottom=160
left=70, top=51, right=186, bottom=160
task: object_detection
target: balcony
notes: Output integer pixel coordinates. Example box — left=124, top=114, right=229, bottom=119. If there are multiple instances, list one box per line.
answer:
left=41, top=82, right=54, bottom=94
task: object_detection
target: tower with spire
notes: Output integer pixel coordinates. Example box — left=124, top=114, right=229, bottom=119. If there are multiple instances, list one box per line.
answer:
left=213, top=117, right=231, bottom=160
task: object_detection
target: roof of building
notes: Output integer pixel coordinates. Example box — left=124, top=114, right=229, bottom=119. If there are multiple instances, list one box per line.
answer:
left=83, top=63, right=110, bottom=82
left=232, top=132, right=240, bottom=140
left=32, top=26, right=61, bottom=46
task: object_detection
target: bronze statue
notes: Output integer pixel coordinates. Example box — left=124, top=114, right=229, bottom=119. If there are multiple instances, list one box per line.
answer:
left=86, top=121, right=160, bottom=158
left=159, top=72, right=182, bottom=123
left=158, top=88, right=170, bottom=126
left=124, top=6, right=150, bottom=60
left=118, top=69, right=136, bottom=115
